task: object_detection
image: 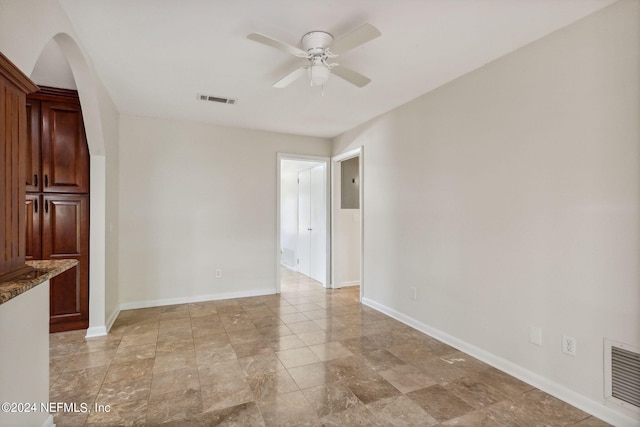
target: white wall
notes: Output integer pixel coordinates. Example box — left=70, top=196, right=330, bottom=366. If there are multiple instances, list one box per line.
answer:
left=280, top=163, right=302, bottom=269
left=334, top=210, right=360, bottom=287
left=101, top=77, right=121, bottom=330
left=0, top=283, right=51, bottom=427
left=119, top=115, right=331, bottom=306
left=332, top=159, right=360, bottom=287
left=333, top=0, right=639, bottom=424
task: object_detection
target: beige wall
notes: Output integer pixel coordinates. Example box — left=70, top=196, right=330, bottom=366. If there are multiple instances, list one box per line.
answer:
left=332, top=156, right=361, bottom=287
left=334, top=0, right=639, bottom=423
left=0, top=283, right=51, bottom=427
left=118, top=115, right=331, bottom=306
left=101, top=75, right=121, bottom=329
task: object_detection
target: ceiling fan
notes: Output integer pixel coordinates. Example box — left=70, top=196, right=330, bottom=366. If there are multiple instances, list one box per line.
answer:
left=247, top=23, right=381, bottom=89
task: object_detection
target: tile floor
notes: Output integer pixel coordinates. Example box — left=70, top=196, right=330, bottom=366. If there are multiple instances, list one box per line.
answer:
left=49, top=269, right=610, bottom=426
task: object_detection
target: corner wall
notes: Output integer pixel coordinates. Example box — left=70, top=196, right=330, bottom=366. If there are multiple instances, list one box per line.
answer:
left=333, top=1, right=639, bottom=424
left=0, top=283, right=51, bottom=427
left=332, top=158, right=361, bottom=288
left=118, top=115, right=331, bottom=307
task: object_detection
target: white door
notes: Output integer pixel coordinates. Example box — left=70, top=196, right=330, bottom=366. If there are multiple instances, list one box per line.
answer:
left=297, top=169, right=311, bottom=277
left=297, top=165, right=326, bottom=284
left=309, top=165, right=326, bottom=283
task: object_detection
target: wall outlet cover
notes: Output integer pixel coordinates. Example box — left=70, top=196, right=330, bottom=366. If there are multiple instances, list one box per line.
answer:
left=529, top=326, right=542, bottom=346
left=562, top=335, right=577, bottom=356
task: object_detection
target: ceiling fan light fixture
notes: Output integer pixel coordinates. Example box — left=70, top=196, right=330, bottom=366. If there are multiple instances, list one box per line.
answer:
left=247, top=23, right=380, bottom=90
left=308, top=63, right=330, bottom=87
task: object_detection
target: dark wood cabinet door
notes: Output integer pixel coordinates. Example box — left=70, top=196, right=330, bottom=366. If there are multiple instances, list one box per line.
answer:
left=42, top=194, right=89, bottom=332
left=41, top=101, right=89, bottom=193
left=25, top=194, right=42, bottom=261
left=25, top=99, right=41, bottom=192
left=0, top=77, right=28, bottom=278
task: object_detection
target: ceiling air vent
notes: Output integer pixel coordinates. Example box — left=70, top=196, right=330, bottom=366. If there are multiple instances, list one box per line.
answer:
left=605, top=339, right=640, bottom=412
left=197, top=94, right=237, bottom=105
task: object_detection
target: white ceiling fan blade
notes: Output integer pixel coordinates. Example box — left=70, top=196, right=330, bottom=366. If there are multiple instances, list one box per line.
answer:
left=329, top=23, right=381, bottom=55
left=247, top=33, right=307, bottom=57
left=331, top=65, right=371, bottom=88
left=273, top=67, right=306, bottom=88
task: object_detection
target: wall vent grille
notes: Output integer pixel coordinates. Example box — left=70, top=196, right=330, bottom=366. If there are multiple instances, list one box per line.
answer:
left=281, top=248, right=296, bottom=269
left=605, top=339, right=640, bottom=412
left=197, top=94, right=237, bottom=105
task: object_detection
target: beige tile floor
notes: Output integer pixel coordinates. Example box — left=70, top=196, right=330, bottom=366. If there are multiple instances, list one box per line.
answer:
left=49, top=269, right=610, bottom=426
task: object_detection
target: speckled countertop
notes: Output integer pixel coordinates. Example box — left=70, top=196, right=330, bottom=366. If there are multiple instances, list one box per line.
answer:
left=0, top=259, right=78, bottom=305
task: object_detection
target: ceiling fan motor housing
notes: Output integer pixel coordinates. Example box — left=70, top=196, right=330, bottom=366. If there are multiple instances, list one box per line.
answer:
left=301, top=31, right=334, bottom=55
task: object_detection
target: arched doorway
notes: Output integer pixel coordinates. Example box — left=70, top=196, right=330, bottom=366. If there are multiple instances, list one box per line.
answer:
left=31, top=34, right=109, bottom=337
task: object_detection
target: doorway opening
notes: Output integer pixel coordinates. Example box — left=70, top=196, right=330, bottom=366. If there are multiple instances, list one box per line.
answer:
left=277, top=154, right=330, bottom=293
left=331, top=147, right=363, bottom=299
left=30, top=38, right=91, bottom=333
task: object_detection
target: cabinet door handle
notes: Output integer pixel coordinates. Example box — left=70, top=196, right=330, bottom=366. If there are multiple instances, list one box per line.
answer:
left=45, top=200, right=49, bottom=214
left=34, top=174, right=38, bottom=187
left=44, top=174, right=49, bottom=187
left=34, top=199, right=38, bottom=213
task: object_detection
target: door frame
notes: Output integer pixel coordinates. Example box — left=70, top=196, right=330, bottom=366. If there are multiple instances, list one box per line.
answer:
left=331, top=147, right=364, bottom=299
left=276, top=153, right=331, bottom=293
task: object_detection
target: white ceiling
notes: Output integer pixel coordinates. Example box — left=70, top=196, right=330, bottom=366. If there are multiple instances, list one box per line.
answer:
left=48, top=0, right=616, bottom=139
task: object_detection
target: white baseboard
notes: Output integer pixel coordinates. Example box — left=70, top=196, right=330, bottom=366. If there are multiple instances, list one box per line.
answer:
left=280, top=263, right=297, bottom=272
left=89, top=290, right=276, bottom=338
left=85, top=326, right=107, bottom=338
left=361, top=297, right=640, bottom=427
left=84, top=307, right=121, bottom=338
left=105, top=306, right=121, bottom=333
left=42, top=414, right=55, bottom=427
left=337, top=281, right=360, bottom=288
left=119, top=288, right=276, bottom=311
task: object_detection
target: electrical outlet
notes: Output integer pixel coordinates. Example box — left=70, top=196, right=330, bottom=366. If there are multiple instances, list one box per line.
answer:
left=529, top=326, right=542, bottom=346
left=562, top=335, right=577, bottom=356
left=216, top=269, right=222, bottom=278
left=410, top=287, right=417, bottom=300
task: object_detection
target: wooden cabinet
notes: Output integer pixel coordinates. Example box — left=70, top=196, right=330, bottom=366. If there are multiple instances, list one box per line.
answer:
left=1, top=81, right=27, bottom=276
left=26, top=96, right=89, bottom=194
left=0, top=52, right=38, bottom=280
left=25, top=193, right=89, bottom=331
left=41, top=101, right=89, bottom=193
left=25, top=98, right=41, bottom=192
left=26, top=87, right=90, bottom=332
left=44, top=194, right=89, bottom=331
left=25, top=194, right=42, bottom=261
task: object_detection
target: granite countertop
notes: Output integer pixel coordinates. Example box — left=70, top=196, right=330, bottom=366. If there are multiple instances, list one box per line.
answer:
left=0, top=259, right=78, bottom=305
